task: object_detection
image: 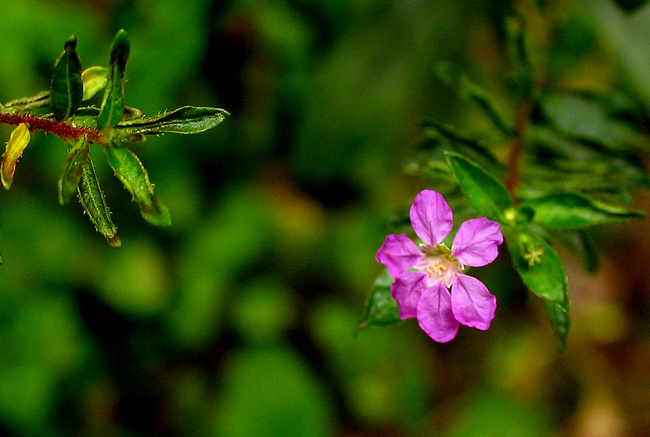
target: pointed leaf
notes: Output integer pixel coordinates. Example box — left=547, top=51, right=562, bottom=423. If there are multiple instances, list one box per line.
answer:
left=58, top=137, right=89, bottom=205
left=78, top=155, right=121, bottom=247
left=559, top=230, right=599, bottom=273
left=544, top=299, right=570, bottom=351
left=117, top=106, right=230, bottom=135
left=446, top=152, right=513, bottom=222
left=104, top=145, right=171, bottom=226
left=2, top=91, right=50, bottom=113
left=3, top=66, right=106, bottom=115
left=356, top=270, right=401, bottom=333
left=421, top=119, right=506, bottom=172
left=504, top=225, right=567, bottom=303
left=97, top=29, right=130, bottom=130
left=504, top=7, right=535, bottom=98
left=81, top=66, right=108, bottom=101
left=437, top=62, right=513, bottom=136
left=540, top=92, right=649, bottom=152
left=51, top=35, right=83, bottom=121
left=524, top=192, right=645, bottom=229
left=1, top=123, right=31, bottom=189
left=526, top=125, right=649, bottom=193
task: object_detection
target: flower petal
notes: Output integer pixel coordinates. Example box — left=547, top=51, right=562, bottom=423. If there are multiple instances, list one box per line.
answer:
left=451, top=217, right=503, bottom=267
left=451, top=274, right=497, bottom=330
left=409, top=190, right=453, bottom=246
left=391, top=271, right=427, bottom=319
left=376, top=233, right=422, bottom=278
left=416, top=282, right=460, bottom=342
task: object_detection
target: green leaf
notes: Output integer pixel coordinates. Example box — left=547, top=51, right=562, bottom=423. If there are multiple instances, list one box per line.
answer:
left=356, top=270, right=400, bottom=333
left=77, top=155, right=121, bottom=247
left=104, top=145, right=171, bottom=226
left=539, top=92, right=649, bottom=152
left=97, top=29, right=130, bottom=130
left=57, top=137, right=89, bottom=205
left=445, top=152, right=513, bottom=222
left=421, top=119, right=506, bottom=173
left=2, top=67, right=104, bottom=116
left=71, top=107, right=100, bottom=128
left=50, top=35, right=83, bottom=121
left=524, top=192, right=645, bottom=229
left=613, top=0, right=649, bottom=12
left=437, top=62, right=513, bottom=136
left=1, top=123, right=31, bottom=190
left=504, top=225, right=568, bottom=303
left=117, top=106, right=230, bottom=135
left=559, top=230, right=599, bottom=273
left=544, top=299, right=570, bottom=351
left=81, top=66, right=108, bottom=101
left=2, top=91, right=51, bottom=114
left=504, top=7, right=535, bottom=98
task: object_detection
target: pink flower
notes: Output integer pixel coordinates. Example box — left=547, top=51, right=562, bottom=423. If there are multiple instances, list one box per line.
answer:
left=376, top=190, right=503, bottom=342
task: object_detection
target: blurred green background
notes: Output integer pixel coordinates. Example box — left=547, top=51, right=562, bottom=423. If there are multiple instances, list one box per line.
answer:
left=1, top=0, right=650, bottom=435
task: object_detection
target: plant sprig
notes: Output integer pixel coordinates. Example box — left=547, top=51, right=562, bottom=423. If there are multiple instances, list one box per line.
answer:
left=0, top=30, right=230, bottom=248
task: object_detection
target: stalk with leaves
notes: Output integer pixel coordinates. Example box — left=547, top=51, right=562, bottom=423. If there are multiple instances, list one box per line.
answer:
left=360, top=2, right=649, bottom=349
left=0, top=30, right=229, bottom=249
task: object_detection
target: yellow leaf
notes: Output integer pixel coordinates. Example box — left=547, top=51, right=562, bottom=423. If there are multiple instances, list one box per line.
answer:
left=81, top=66, right=108, bottom=101
left=1, top=123, right=31, bottom=189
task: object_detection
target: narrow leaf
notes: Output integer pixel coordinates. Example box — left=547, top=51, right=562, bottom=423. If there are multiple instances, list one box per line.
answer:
left=446, top=152, right=513, bottom=222
left=51, top=35, right=83, bottom=121
left=524, top=192, right=645, bottom=229
left=504, top=7, right=535, bottom=98
left=2, top=91, right=50, bottom=113
left=437, top=62, right=513, bottom=135
left=356, top=270, right=401, bottom=333
left=559, top=230, right=599, bottom=273
left=58, top=137, right=89, bottom=205
left=104, top=145, right=171, bottom=226
left=1, top=123, right=31, bottom=189
left=504, top=225, right=568, bottom=303
left=544, top=299, right=570, bottom=351
left=2, top=67, right=105, bottom=115
left=421, top=119, right=506, bottom=172
left=540, top=92, right=649, bottom=152
left=97, top=29, right=130, bottom=130
left=78, top=155, right=121, bottom=247
left=117, top=106, right=230, bottom=135
left=81, top=66, right=108, bottom=101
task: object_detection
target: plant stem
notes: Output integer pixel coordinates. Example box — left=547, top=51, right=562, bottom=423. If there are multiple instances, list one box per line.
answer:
left=0, top=113, right=102, bottom=142
left=504, top=99, right=532, bottom=198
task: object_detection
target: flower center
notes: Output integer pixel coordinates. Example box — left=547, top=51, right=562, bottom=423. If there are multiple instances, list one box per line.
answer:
left=417, top=243, right=463, bottom=288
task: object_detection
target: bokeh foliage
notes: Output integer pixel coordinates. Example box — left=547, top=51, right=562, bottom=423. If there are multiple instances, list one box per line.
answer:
left=1, top=0, right=650, bottom=436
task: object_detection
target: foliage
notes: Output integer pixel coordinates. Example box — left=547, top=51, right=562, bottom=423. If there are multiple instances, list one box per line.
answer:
left=360, top=2, right=649, bottom=349
left=0, top=30, right=229, bottom=248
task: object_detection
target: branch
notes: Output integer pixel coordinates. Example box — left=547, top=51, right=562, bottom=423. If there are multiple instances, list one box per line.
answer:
left=0, top=112, right=102, bottom=143
left=504, top=99, right=533, bottom=197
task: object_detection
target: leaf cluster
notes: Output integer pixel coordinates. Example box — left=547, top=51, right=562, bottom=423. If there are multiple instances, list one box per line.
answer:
left=360, top=7, right=649, bottom=348
left=0, top=31, right=229, bottom=248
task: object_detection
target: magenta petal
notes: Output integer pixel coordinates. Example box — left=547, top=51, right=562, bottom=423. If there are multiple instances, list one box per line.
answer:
left=392, top=271, right=427, bottom=319
left=376, top=233, right=422, bottom=278
left=409, top=190, right=453, bottom=246
left=416, top=282, right=460, bottom=342
left=451, top=217, right=503, bottom=267
left=451, top=274, right=496, bottom=330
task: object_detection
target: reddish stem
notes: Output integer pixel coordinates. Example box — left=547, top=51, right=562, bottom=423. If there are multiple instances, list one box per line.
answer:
left=0, top=113, right=102, bottom=143
left=504, top=100, right=533, bottom=198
